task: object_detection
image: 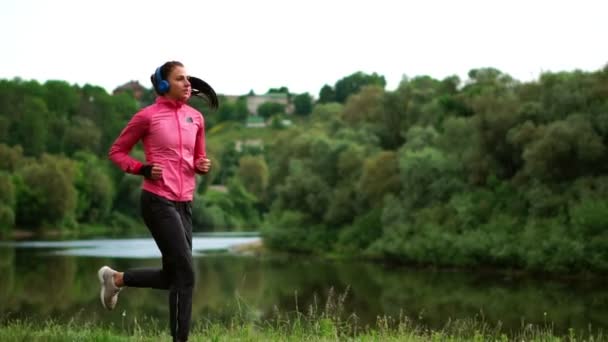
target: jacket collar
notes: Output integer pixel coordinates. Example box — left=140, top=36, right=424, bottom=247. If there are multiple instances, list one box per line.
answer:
left=155, top=96, right=186, bottom=109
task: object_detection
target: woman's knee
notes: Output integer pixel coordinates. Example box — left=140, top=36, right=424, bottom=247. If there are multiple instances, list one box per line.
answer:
left=173, top=254, right=195, bottom=286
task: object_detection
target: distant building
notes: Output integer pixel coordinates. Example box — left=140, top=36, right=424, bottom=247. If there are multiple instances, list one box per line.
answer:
left=235, top=139, right=264, bottom=152
left=246, top=93, right=294, bottom=115
left=223, top=93, right=294, bottom=115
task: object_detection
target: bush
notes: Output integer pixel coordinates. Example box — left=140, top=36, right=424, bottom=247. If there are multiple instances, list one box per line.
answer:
left=336, top=207, right=382, bottom=254
left=519, top=218, right=585, bottom=272
left=569, top=199, right=608, bottom=236
left=107, top=211, right=144, bottom=234
left=192, top=200, right=230, bottom=232
left=0, top=205, right=15, bottom=235
left=261, top=210, right=312, bottom=253
left=15, top=156, right=77, bottom=229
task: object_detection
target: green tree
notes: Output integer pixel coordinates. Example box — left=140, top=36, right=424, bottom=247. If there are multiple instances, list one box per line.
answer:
left=267, top=87, right=289, bottom=94
left=318, top=84, right=336, bottom=103
left=380, top=89, right=407, bottom=149
left=334, top=71, right=386, bottom=103
left=0, top=116, right=9, bottom=143
left=43, top=80, right=79, bottom=118
left=73, top=152, right=115, bottom=223
left=358, top=151, right=401, bottom=207
left=310, top=102, right=343, bottom=124
left=275, top=159, right=331, bottom=222
left=113, top=175, right=143, bottom=218
left=341, top=85, right=384, bottom=125
left=10, top=97, right=50, bottom=156
left=0, top=144, right=24, bottom=172
left=236, top=155, right=269, bottom=202
left=293, top=93, right=313, bottom=116
left=324, top=186, right=358, bottom=226
left=0, top=172, right=15, bottom=207
left=214, top=96, right=248, bottom=123
left=522, top=115, right=605, bottom=181
left=399, top=146, right=463, bottom=210
left=257, top=102, right=285, bottom=119
left=0, top=172, right=15, bottom=233
left=15, top=154, right=77, bottom=228
left=64, top=117, right=103, bottom=155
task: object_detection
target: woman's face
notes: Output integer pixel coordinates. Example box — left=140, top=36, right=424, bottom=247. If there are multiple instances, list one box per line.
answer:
left=166, top=66, right=191, bottom=101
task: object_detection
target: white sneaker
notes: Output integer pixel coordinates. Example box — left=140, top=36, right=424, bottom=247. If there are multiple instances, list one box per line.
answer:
left=97, top=266, right=122, bottom=310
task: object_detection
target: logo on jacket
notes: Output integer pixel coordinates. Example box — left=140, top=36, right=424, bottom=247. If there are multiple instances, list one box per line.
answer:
left=186, top=117, right=193, bottom=123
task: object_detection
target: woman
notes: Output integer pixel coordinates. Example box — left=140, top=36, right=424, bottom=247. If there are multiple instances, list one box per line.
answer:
left=99, top=60, right=218, bottom=342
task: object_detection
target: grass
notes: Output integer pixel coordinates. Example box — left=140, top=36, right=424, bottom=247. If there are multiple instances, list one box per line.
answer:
left=1, top=289, right=604, bottom=341
left=0, top=316, right=602, bottom=342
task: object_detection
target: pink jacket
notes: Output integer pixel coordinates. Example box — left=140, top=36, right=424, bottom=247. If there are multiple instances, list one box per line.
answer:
left=109, top=97, right=206, bottom=202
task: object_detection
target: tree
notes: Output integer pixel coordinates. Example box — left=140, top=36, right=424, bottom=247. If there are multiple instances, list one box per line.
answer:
left=237, top=155, right=269, bottom=201
left=0, top=172, right=15, bottom=232
left=15, top=154, right=77, bottom=228
left=0, top=144, right=24, bottom=172
left=267, top=87, right=289, bottom=94
left=0, top=116, right=9, bottom=144
left=293, top=93, right=313, bottom=116
left=73, top=152, right=115, bottom=223
left=341, top=85, right=384, bottom=125
left=380, top=90, right=407, bottom=149
left=0, top=172, right=15, bottom=207
left=334, top=71, right=386, bottom=103
left=318, top=84, right=335, bottom=103
left=522, top=115, right=605, bottom=181
left=324, top=186, right=358, bottom=226
left=214, top=96, right=248, bottom=123
left=340, top=86, right=386, bottom=146
left=43, top=80, right=79, bottom=118
left=275, top=159, right=331, bottom=222
left=398, top=146, right=463, bottom=210
left=358, top=151, right=401, bottom=207
left=257, top=102, right=285, bottom=119
left=10, top=97, right=49, bottom=156
left=310, top=102, right=343, bottom=123
left=64, top=117, right=102, bottom=155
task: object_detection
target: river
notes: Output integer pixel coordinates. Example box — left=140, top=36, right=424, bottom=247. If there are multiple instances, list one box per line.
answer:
left=0, top=233, right=605, bottom=336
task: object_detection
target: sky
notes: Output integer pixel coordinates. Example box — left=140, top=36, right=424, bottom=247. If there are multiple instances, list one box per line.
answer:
left=1, top=0, right=607, bottom=97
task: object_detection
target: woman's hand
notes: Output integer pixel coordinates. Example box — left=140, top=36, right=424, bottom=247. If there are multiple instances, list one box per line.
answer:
left=149, top=164, right=163, bottom=180
left=140, top=164, right=163, bottom=180
left=195, top=158, right=211, bottom=174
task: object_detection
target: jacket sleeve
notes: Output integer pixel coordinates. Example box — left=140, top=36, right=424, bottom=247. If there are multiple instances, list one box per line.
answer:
left=194, top=113, right=207, bottom=174
left=108, top=110, right=148, bottom=174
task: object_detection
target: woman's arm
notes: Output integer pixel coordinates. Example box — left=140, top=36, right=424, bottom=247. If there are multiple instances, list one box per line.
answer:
left=108, top=110, right=149, bottom=174
left=194, top=115, right=209, bottom=174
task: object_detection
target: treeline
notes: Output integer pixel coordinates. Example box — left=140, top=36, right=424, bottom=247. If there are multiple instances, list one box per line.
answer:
left=2, top=65, right=608, bottom=273
left=0, top=79, right=261, bottom=235
left=260, top=66, right=608, bottom=273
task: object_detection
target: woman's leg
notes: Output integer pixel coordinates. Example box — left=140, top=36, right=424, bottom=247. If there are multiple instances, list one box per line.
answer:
left=123, top=190, right=194, bottom=341
left=169, top=200, right=193, bottom=342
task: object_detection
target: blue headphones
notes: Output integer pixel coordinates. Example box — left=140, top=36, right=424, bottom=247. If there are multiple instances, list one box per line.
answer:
left=155, top=66, right=170, bottom=94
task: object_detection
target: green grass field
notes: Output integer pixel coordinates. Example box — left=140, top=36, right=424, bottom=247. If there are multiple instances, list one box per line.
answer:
left=0, top=316, right=602, bottom=342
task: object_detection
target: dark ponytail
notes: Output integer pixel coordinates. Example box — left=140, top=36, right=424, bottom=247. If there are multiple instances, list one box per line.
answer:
left=188, top=76, right=219, bottom=110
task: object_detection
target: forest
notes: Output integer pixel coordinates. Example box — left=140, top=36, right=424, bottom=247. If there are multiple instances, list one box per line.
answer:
left=1, top=65, right=608, bottom=273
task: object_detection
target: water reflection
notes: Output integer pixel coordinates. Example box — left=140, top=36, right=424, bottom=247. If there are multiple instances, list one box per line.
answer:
left=0, top=233, right=260, bottom=258
left=0, top=236, right=607, bottom=336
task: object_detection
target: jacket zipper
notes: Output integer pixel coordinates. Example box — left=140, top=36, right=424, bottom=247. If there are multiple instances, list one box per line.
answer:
left=175, top=109, right=183, bottom=199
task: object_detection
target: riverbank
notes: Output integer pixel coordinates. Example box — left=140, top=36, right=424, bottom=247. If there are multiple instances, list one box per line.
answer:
left=2, top=223, right=147, bottom=241
left=229, top=238, right=265, bottom=256
left=0, top=317, right=600, bottom=342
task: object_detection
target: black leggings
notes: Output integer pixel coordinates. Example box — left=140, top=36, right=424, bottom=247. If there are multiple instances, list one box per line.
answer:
left=124, top=190, right=194, bottom=342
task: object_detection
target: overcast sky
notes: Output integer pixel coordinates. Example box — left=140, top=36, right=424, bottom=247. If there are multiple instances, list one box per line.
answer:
left=1, top=0, right=607, bottom=96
